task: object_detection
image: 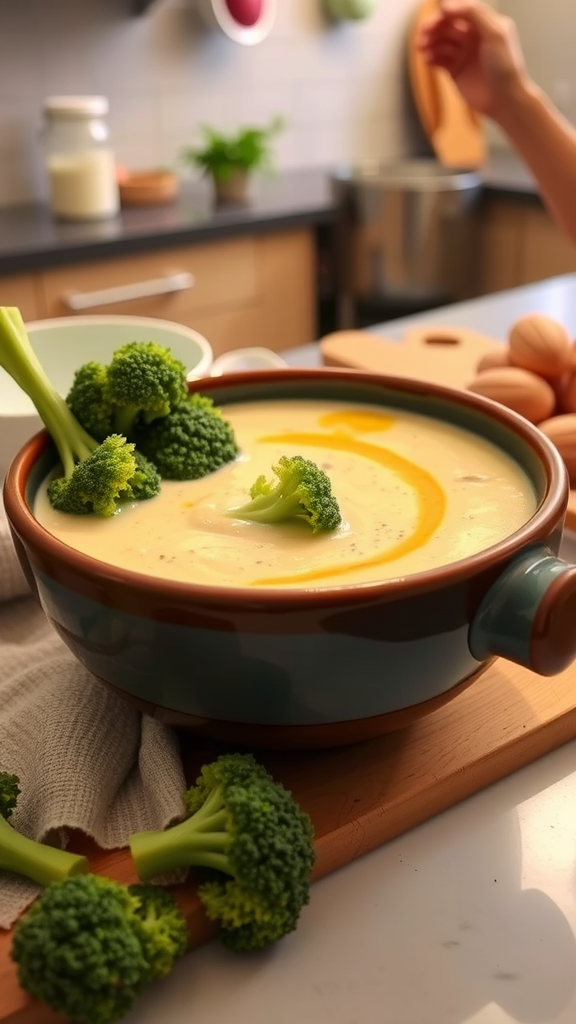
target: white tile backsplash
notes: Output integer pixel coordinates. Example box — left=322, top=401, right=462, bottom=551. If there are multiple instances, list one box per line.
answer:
left=494, top=0, right=576, bottom=145
left=1, top=0, right=572, bottom=208
left=0, top=0, right=423, bottom=208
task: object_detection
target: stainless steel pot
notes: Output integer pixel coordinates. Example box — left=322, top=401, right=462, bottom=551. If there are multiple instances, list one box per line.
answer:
left=333, top=160, right=482, bottom=327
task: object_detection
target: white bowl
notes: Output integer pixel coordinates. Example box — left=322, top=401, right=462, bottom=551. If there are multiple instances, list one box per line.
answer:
left=209, top=346, right=288, bottom=376
left=0, top=314, right=213, bottom=481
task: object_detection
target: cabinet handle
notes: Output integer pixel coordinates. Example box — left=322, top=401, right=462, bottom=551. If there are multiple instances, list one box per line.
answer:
left=63, top=271, right=195, bottom=311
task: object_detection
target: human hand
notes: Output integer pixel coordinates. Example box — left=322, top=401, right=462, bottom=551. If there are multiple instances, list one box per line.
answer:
left=417, top=0, right=530, bottom=121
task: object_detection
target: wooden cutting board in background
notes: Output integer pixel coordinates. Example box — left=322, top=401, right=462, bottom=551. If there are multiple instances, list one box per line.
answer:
left=320, top=326, right=576, bottom=531
left=408, top=0, right=486, bottom=168
left=321, top=324, right=501, bottom=388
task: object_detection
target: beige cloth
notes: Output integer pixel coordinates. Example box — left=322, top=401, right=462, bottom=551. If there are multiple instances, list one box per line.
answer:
left=0, top=500, right=187, bottom=929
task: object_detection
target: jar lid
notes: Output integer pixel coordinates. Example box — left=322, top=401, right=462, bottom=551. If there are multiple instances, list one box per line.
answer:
left=43, top=95, right=109, bottom=119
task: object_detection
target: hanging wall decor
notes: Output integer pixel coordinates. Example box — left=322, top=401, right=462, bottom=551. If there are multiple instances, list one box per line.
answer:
left=196, top=0, right=277, bottom=44
left=323, top=0, right=378, bottom=21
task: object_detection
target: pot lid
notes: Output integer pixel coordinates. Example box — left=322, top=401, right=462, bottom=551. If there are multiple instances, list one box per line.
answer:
left=43, top=95, right=109, bottom=119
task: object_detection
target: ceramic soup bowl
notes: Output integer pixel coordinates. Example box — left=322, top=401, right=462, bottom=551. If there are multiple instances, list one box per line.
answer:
left=5, top=369, right=576, bottom=750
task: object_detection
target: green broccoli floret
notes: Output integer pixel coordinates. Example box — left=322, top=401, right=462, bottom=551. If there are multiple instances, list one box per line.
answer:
left=0, top=308, right=160, bottom=516
left=65, top=344, right=189, bottom=442
left=0, top=771, right=88, bottom=886
left=45, top=434, right=157, bottom=517
left=105, top=341, right=189, bottom=436
left=127, top=883, right=188, bottom=982
left=64, top=346, right=240, bottom=483
left=228, top=455, right=342, bottom=533
left=133, top=393, right=239, bottom=480
left=0, top=772, right=19, bottom=820
left=66, top=361, right=114, bottom=441
left=123, top=448, right=162, bottom=502
left=129, top=753, right=315, bottom=952
left=11, top=875, right=188, bottom=1024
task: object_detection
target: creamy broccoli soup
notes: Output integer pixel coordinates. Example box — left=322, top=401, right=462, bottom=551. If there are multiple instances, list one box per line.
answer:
left=34, top=399, right=538, bottom=589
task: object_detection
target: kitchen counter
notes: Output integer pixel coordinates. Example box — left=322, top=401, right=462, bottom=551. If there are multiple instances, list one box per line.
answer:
left=480, top=149, right=540, bottom=200
left=123, top=273, right=576, bottom=1024
left=293, top=272, right=576, bottom=366
left=125, top=741, right=576, bottom=1024
left=0, top=154, right=539, bottom=276
left=0, top=169, right=336, bottom=275
left=367, top=271, right=576, bottom=339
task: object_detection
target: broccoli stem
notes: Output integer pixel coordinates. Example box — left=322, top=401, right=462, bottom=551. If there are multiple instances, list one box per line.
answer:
left=113, top=406, right=140, bottom=438
left=130, top=786, right=233, bottom=882
left=232, top=493, right=303, bottom=524
left=130, top=826, right=231, bottom=881
left=186, top=783, right=225, bottom=827
left=0, top=816, right=89, bottom=887
left=0, top=308, right=97, bottom=475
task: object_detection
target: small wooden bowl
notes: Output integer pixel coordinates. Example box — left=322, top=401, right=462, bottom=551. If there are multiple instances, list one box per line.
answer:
left=119, top=171, right=178, bottom=208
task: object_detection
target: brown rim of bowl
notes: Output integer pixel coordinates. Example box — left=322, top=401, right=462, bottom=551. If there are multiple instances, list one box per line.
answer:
left=3, top=367, right=570, bottom=612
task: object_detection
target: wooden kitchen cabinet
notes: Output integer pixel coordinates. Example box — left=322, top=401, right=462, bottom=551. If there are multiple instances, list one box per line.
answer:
left=478, top=198, right=576, bottom=295
left=36, top=229, right=316, bottom=357
left=521, top=207, right=576, bottom=284
left=478, top=200, right=525, bottom=295
left=0, top=273, right=42, bottom=322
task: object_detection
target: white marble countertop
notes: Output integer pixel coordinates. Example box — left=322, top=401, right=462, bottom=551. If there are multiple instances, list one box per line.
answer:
left=126, top=274, right=576, bottom=1024
left=366, top=273, right=576, bottom=343
left=126, top=740, right=576, bottom=1024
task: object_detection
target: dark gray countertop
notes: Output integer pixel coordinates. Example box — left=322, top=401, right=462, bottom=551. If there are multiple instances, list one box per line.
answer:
left=0, top=153, right=539, bottom=276
left=480, top=149, right=540, bottom=199
left=0, top=169, right=336, bottom=276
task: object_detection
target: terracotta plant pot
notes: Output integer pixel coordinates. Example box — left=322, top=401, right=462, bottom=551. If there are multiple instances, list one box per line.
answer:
left=213, top=169, right=250, bottom=205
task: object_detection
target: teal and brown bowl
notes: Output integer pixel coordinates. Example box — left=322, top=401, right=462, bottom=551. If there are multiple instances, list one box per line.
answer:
left=5, top=369, right=576, bottom=750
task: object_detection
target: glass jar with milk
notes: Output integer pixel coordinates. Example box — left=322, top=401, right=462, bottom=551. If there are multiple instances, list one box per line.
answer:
left=43, top=96, right=120, bottom=221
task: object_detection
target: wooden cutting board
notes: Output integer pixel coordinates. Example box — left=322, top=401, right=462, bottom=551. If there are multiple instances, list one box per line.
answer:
left=408, top=0, right=486, bottom=168
left=320, top=327, right=576, bottom=531
left=321, top=324, right=502, bottom=389
left=1, top=656, right=576, bottom=1024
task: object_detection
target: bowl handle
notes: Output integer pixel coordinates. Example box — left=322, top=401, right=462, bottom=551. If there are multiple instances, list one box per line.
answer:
left=469, top=544, right=576, bottom=675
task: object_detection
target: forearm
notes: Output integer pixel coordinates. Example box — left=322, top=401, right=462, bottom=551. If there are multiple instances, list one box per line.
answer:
left=495, top=82, right=576, bottom=246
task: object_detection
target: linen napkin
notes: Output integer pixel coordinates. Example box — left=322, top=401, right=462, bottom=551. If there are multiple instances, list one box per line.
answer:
left=0, top=498, right=187, bottom=929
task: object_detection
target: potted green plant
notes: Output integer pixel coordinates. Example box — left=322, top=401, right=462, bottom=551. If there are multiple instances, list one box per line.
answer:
left=181, top=117, right=285, bottom=204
